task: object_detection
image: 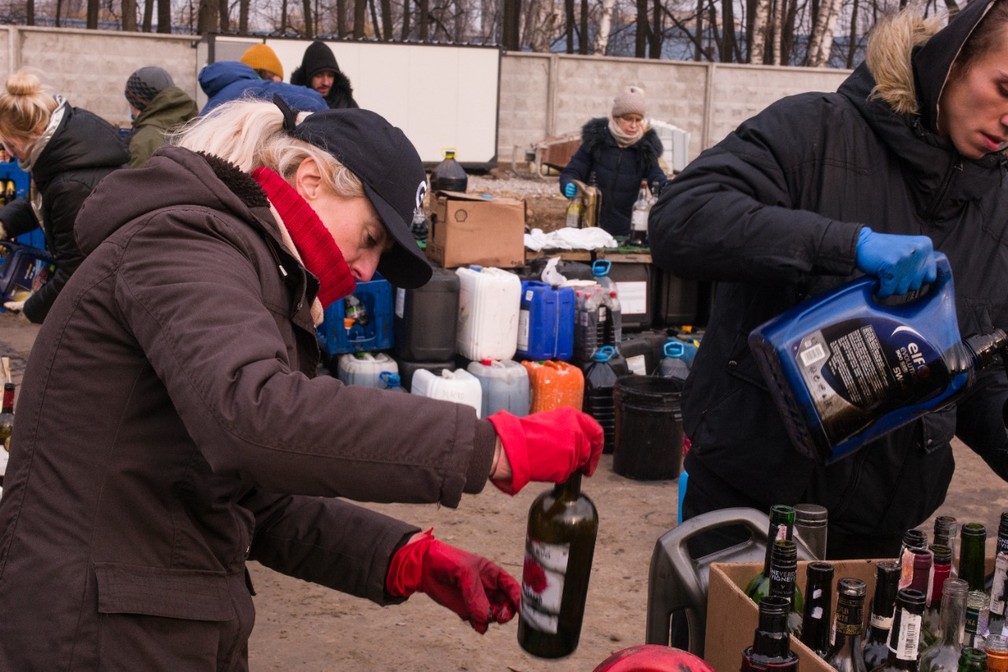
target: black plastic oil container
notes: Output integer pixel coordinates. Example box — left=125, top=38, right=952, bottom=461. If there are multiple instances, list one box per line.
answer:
left=430, top=149, right=468, bottom=193
left=582, top=346, right=623, bottom=454
left=612, top=375, right=684, bottom=480
left=607, top=261, right=653, bottom=332
left=618, top=330, right=668, bottom=375
left=393, top=267, right=460, bottom=361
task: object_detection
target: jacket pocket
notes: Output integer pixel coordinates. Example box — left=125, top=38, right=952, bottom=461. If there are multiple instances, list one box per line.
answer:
left=94, top=562, right=233, bottom=621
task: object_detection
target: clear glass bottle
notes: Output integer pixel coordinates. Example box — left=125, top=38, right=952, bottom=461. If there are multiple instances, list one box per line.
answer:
left=629, top=180, right=650, bottom=247
left=919, top=577, right=969, bottom=672
left=924, top=544, right=954, bottom=647
left=517, top=471, right=599, bottom=658
left=794, top=503, right=829, bottom=560
left=959, top=523, right=988, bottom=594
left=965, top=589, right=990, bottom=650
left=741, top=595, right=799, bottom=672
left=800, top=561, right=835, bottom=657
left=826, top=577, right=869, bottom=672
left=872, top=588, right=927, bottom=672
left=864, top=560, right=904, bottom=669
left=987, top=513, right=1008, bottom=639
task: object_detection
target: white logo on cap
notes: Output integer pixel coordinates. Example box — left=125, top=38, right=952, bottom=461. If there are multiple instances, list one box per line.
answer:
left=414, top=180, right=427, bottom=213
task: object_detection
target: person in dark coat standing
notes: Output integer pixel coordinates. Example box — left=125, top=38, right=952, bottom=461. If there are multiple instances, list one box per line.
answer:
left=0, top=69, right=128, bottom=323
left=0, top=98, right=604, bottom=670
left=199, top=60, right=327, bottom=115
left=559, top=86, right=667, bottom=237
left=649, top=0, right=1008, bottom=559
left=291, top=40, right=359, bottom=109
left=124, top=66, right=198, bottom=167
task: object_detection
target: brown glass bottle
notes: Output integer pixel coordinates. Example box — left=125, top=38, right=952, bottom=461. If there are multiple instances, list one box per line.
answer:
left=864, top=560, right=903, bottom=669
left=517, top=471, right=599, bottom=658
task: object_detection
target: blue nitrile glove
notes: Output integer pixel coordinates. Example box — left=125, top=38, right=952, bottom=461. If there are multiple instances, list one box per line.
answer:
left=563, top=182, right=577, bottom=198
left=855, top=227, right=937, bottom=298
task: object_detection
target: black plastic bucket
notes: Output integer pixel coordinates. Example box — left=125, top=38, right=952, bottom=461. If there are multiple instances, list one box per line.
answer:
left=612, top=375, right=684, bottom=480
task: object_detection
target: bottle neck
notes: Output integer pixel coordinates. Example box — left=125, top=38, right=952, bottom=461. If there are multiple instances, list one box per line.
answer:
left=554, top=471, right=582, bottom=500
left=940, top=589, right=968, bottom=646
left=1, top=383, right=13, bottom=413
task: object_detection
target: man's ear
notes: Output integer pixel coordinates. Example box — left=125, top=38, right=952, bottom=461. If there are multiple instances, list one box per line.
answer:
left=294, top=157, right=323, bottom=201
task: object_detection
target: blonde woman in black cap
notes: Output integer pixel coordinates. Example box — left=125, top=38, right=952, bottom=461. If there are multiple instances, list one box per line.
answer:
left=0, top=68, right=128, bottom=323
left=0, top=97, right=603, bottom=670
left=124, top=65, right=198, bottom=167
left=559, top=85, right=668, bottom=237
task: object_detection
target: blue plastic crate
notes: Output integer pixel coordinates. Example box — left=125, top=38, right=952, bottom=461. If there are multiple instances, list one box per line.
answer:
left=0, top=162, right=43, bottom=250
left=316, top=273, right=394, bottom=355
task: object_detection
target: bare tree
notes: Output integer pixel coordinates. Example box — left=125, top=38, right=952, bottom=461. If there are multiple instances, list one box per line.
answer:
left=750, top=0, right=770, bottom=62
left=157, top=0, right=170, bottom=32
left=353, top=0, right=366, bottom=37
left=122, top=0, right=136, bottom=30
left=593, top=0, right=615, bottom=54
left=87, top=0, right=98, bottom=28
left=238, top=0, right=250, bottom=33
left=634, top=0, right=647, bottom=56
left=806, top=0, right=841, bottom=65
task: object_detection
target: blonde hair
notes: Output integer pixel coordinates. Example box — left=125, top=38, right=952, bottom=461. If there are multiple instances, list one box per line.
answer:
left=0, top=69, right=58, bottom=142
left=170, top=99, right=364, bottom=198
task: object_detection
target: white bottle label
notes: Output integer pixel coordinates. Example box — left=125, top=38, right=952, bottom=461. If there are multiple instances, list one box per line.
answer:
left=990, top=553, right=1008, bottom=616
left=631, top=209, right=647, bottom=231
left=520, top=538, right=570, bottom=634
left=892, top=610, right=921, bottom=661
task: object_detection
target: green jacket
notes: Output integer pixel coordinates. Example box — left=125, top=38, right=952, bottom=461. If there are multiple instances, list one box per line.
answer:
left=128, top=86, right=198, bottom=167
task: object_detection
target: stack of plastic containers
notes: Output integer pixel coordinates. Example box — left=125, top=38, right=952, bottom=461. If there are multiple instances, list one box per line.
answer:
left=393, top=267, right=460, bottom=391
left=516, top=280, right=575, bottom=361
left=456, top=266, right=521, bottom=361
left=466, top=358, right=530, bottom=418
left=410, top=368, right=482, bottom=416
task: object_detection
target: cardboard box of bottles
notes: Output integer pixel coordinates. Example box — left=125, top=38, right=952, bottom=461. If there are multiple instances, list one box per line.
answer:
left=425, top=190, right=526, bottom=269
left=704, top=558, right=879, bottom=672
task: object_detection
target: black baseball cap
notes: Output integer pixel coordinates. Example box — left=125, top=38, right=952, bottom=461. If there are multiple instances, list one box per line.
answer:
left=285, top=105, right=432, bottom=289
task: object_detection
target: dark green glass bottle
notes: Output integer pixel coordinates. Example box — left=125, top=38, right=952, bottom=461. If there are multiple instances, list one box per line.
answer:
left=872, top=588, right=926, bottom=672
left=746, top=504, right=796, bottom=597
left=749, top=539, right=804, bottom=634
left=800, top=561, right=835, bottom=657
left=863, top=560, right=902, bottom=669
left=957, top=647, right=988, bottom=672
left=517, top=472, right=598, bottom=659
left=740, top=596, right=799, bottom=672
left=959, top=523, right=987, bottom=593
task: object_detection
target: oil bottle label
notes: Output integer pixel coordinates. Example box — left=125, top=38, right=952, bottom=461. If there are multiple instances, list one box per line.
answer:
left=520, top=538, right=570, bottom=634
left=795, top=318, right=950, bottom=445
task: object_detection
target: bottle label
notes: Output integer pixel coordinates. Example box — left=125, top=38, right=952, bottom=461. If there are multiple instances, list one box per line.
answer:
left=795, top=319, right=951, bottom=446
left=890, top=611, right=921, bottom=660
left=991, top=553, right=1008, bottom=616
left=517, top=309, right=530, bottom=350
left=631, top=209, right=647, bottom=232
left=869, top=613, right=893, bottom=630
left=520, top=538, right=570, bottom=634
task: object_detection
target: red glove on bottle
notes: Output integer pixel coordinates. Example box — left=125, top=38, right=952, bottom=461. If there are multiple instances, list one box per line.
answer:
left=385, top=529, right=521, bottom=634
left=487, top=406, right=604, bottom=495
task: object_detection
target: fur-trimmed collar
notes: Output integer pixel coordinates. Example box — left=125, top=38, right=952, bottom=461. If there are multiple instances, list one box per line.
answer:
left=580, top=116, right=662, bottom=158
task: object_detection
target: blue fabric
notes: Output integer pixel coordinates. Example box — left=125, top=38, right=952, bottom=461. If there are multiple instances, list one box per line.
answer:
left=199, top=61, right=327, bottom=115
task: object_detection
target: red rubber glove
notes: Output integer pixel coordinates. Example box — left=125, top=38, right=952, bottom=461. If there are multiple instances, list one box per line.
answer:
left=385, top=529, right=521, bottom=634
left=487, top=407, right=604, bottom=495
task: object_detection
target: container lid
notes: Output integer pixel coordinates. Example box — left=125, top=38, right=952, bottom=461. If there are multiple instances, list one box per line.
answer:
left=794, top=503, right=828, bottom=524
left=592, top=259, right=611, bottom=277
left=593, top=345, right=616, bottom=362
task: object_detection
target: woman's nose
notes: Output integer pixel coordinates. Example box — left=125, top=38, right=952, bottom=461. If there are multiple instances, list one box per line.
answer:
left=351, top=251, right=381, bottom=282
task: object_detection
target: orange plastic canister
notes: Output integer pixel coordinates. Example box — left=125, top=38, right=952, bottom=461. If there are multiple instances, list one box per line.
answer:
left=521, top=360, right=584, bottom=413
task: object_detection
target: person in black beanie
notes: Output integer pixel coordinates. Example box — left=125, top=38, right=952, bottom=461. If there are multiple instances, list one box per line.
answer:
left=290, top=40, right=358, bottom=109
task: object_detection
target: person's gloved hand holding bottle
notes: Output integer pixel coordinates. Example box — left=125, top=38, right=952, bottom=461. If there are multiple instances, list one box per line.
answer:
left=486, top=406, right=604, bottom=495
left=386, top=529, right=521, bottom=634
left=855, top=227, right=937, bottom=298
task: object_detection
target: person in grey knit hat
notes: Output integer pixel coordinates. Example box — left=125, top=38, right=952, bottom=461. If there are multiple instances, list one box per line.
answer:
left=124, top=66, right=175, bottom=115
left=559, top=85, right=668, bottom=237
left=124, top=65, right=197, bottom=167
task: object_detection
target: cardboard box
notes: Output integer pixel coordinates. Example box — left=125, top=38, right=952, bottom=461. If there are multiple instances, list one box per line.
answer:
left=704, top=559, right=879, bottom=672
left=426, top=191, right=526, bottom=269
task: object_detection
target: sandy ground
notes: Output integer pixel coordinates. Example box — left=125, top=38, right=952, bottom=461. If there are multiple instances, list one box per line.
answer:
left=0, top=312, right=1005, bottom=672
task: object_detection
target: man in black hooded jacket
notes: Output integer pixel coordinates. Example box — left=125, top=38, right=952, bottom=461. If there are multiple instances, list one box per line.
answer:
left=291, top=40, right=359, bottom=109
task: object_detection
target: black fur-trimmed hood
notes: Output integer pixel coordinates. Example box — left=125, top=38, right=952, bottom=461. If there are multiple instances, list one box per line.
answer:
left=580, top=116, right=663, bottom=170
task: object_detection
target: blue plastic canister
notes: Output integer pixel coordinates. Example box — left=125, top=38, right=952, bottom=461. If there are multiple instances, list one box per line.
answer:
left=749, top=252, right=1005, bottom=465
left=516, top=280, right=575, bottom=360
left=466, top=358, right=530, bottom=418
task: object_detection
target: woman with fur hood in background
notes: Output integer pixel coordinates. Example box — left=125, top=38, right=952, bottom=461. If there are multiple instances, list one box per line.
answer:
left=649, top=0, right=1008, bottom=560
left=559, top=85, right=668, bottom=238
